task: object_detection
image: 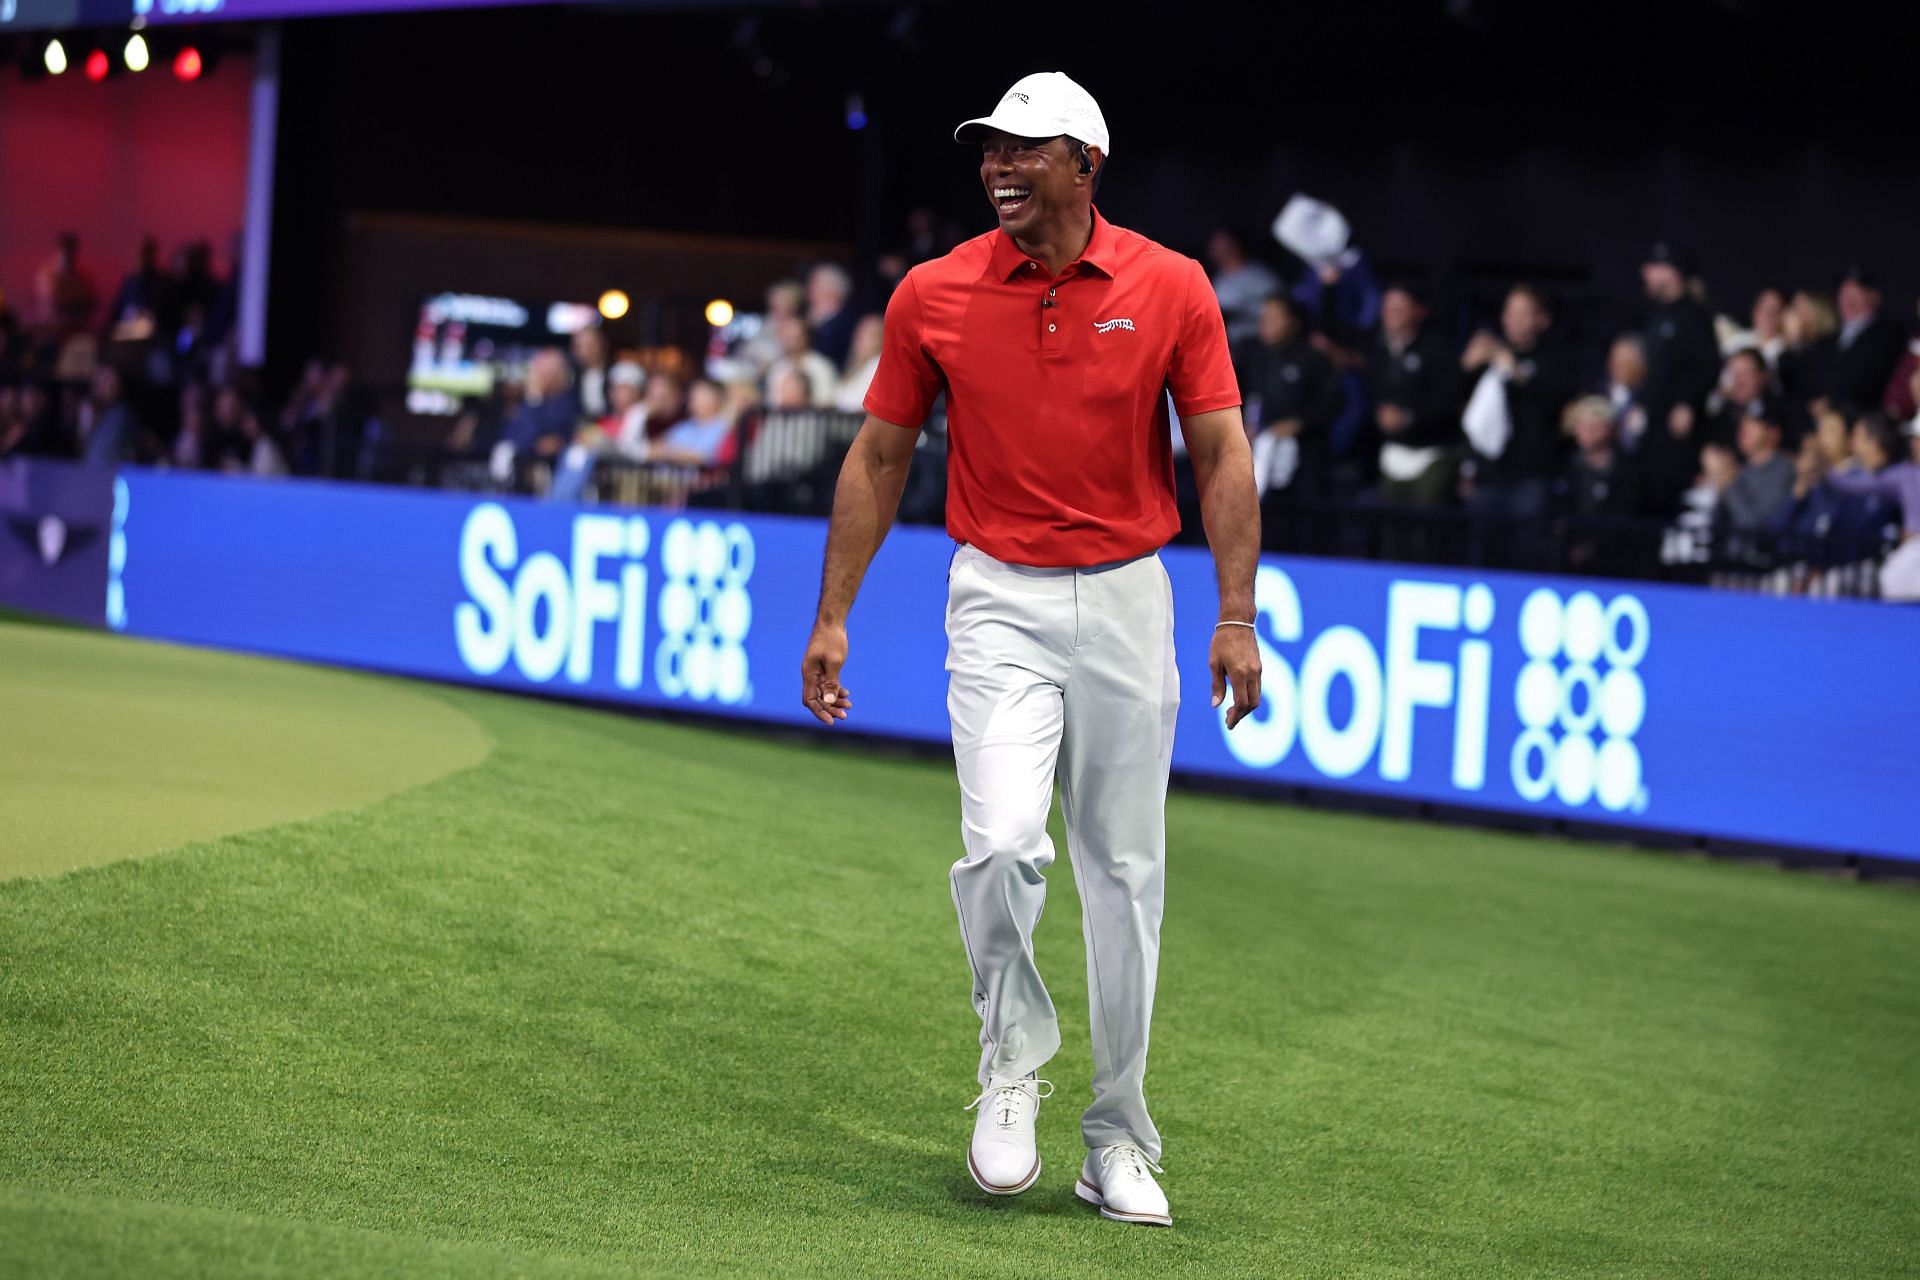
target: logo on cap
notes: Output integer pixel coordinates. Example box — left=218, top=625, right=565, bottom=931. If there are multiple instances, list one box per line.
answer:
left=1009, top=92, right=1029, bottom=104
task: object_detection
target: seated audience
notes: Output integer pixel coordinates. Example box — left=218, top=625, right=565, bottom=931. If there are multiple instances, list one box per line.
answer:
left=834, top=315, right=885, bottom=413
left=1712, top=412, right=1795, bottom=535
left=1236, top=295, right=1341, bottom=499
left=652, top=378, right=734, bottom=467
left=1207, top=228, right=1281, bottom=346
left=1823, top=412, right=1920, bottom=600
left=1561, top=396, right=1638, bottom=519
left=766, top=316, right=837, bottom=409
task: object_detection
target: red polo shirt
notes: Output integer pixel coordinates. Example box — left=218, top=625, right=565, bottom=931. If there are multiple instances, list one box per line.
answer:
left=864, top=209, right=1240, bottom=567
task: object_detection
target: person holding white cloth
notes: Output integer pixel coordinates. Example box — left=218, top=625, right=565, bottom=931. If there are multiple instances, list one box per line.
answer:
left=800, top=72, right=1261, bottom=1227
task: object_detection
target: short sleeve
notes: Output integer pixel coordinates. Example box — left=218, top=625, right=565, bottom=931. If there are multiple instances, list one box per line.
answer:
left=862, top=271, right=943, bottom=428
left=1168, top=258, right=1242, bottom=418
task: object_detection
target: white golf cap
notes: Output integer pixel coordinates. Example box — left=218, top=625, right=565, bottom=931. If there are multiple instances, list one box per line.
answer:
left=1273, top=194, right=1352, bottom=268
left=953, top=72, right=1110, bottom=159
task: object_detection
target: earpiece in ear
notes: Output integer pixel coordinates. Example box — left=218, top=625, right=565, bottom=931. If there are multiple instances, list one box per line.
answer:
left=1077, top=143, right=1093, bottom=176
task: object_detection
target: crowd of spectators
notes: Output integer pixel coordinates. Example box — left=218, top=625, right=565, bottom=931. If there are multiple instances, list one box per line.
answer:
left=6, top=206, right=1917, bottom=600
left=447, top=261, right=890, bottom=503
left=0, top=231, right=380, bottom=481
left=1208, top=201, right=1920, bottom=599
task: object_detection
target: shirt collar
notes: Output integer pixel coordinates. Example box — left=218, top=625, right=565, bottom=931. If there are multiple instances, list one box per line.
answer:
left=991, top=207, right=1117, bottom=282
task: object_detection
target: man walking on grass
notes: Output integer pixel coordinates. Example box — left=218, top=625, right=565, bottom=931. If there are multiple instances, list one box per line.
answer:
left=801, top=72, right=1262, bottom=1227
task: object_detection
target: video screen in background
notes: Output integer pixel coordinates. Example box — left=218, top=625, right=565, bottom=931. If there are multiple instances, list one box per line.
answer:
left=405, top=292, right=597, bottom=416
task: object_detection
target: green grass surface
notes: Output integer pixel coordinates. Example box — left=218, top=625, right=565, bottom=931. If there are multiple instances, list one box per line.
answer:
left=0, top=623, right=490, bottom=879
left=1, top=627, right=1916, bottom=1278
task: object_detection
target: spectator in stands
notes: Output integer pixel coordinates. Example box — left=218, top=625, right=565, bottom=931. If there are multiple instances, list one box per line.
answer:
left=35, top=233, right=100, bottom=336
left=1460, top=282, right=1574, bottom=521
left=572, top=326, right=612, bottom=421
left=739, top=280, right=804, bottom=376
left=547, top=361, right=651, bottom=503
left=600, top=360, right=649, bottom=454
left=1765, top=412, right=1893, bottom=570
left=4, top=382, right=59, bottom=458
left=1824, top=413, right=1920, bottom=599
left=281, top=360, right=361, bottom=477
left=1818, top=267, right=1905, bottom=412
left=806, top=264, right=858, bottom=368
left=1207, top=228, right=1280, bottom=346
left=1283, top=195, right=1381, bottom=488
left=768, top=366, right=812, bottom=412
left=1640, top=240, right=1719, bottom=454
left=103, top=237, right=179, bottom=345
left=502, top=349, right=581, bottom=461
left=1701, top=348, right=1786, bottom=449
left=651, top=378, right=733, bottom=467
left=1559, top=396, right=1641, bottom=570
left=236, top=406, right=288, bottom=477
left=206, top=384, right=255, bottom=471
left=1719, top=285, right=1788, bottom=372
left=1236, top=295, right=1340, bottom=500
left=170, top=383, right=206, bottom=469
left=1600, top=334, right=1652, bottom=453
left=78, top=366, right=140, bottom=466
left=767, top=316, right=837, bottom=409
left=834, top=314, right=885, bottom=413
left=1779, top=289, right=1839, bottom=405
left=1367, top=284, right=1460, bottom=507
left=1712, top=411, right=1795, bottom=535
left=1883, top=293, right=1920, bottom=421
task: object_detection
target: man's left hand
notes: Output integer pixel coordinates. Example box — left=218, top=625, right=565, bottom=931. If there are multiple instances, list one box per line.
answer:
left=1210, top=624, right=1263, bottom=730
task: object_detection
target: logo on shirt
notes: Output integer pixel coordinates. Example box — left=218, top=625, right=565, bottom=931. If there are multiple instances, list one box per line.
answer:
left=1093, top=318, right=1136, bottom=334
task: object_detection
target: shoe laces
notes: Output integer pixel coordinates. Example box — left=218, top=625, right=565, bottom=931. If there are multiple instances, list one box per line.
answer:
left=1099, top=1142, right=1163, bottom=1180
left=963, top=1074, right=1054, bottom=1128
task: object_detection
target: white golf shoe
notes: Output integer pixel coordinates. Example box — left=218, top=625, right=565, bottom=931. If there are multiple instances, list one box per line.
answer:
left=963, top=1072, right=1052, bottom=1195
left=1074, top=1143, right=1171, bottom=1226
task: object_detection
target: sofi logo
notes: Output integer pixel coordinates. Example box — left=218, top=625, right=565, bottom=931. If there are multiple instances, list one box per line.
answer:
left=1511, top=587, right=1649, bottom=813
left=1224, top=566, right=1495, bottom=787
left=1221, top=567, right=1650, bottom=812
left=454, top=504, right=755, bottom=704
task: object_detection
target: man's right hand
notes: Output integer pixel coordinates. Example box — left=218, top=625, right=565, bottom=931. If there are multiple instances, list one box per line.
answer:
left=801, top=621, right=853, bottom=725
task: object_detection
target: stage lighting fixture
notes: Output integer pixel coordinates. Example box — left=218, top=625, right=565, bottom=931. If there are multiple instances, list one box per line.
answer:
left=174, top=46, right=203, bottom=81
left=845, top=93, right=868, bottom=131
left=597, top=290, right=631, bottom=321
left=125, top=34, right=150, bottom=73
left=704, top=299, right=735, bottom=328
left=85, top=48, right=109, bottom=82
left=44, top=39, right=68, bottom=76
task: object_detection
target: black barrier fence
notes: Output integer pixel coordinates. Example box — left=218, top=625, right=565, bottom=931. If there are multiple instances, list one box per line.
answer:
left=377, top=409, right=1897, bottom=600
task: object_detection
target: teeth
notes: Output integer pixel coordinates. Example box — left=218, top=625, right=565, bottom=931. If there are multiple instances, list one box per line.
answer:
left=994, top=188, right=1030, bottom=200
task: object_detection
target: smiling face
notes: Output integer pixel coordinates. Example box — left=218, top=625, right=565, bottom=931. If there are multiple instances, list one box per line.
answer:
left=979, top=130, right=1085, bottom=239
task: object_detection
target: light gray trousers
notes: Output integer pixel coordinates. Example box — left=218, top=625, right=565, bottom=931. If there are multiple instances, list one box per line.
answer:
left=944, top=542, right=1179, bottom=1163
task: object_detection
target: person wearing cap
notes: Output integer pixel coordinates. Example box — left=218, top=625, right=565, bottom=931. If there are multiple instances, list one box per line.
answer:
left=799, top=71, right=1259, bottom=1228
left=1638, top=242, right=1720, bottom=512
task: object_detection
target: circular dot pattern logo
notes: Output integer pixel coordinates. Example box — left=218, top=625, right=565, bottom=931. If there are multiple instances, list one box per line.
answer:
left=1511, top=588, right=1648, bottom=813
left=655, top=519, right=754, bottom=704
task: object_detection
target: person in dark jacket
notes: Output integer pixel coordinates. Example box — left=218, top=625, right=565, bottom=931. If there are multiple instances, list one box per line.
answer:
left=1367, top=284, right=1459, bottom=507
left=1561, top=395, right=1640, bottom=520
left=1461, top=282, right=1574, bottom=520
left=1700, top=347, right=1791, bottom=449
left=1235, top=295, right=1342, bottom=499
left=1814, top=267, right=1906, bottom=412
left=1640, top=241, right=1721, bottom=424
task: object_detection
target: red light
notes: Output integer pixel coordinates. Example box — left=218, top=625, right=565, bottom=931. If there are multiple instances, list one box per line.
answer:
left=174, top=47, right=203, bottom=82
left=84, top=49, right=109, bottom=82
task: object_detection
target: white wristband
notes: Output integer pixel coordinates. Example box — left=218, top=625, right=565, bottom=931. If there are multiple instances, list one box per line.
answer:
left=1215, top=621, right=1256, bottom=630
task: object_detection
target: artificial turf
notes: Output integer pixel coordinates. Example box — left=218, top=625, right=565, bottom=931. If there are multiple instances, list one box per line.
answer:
left=1, top=625, right=1916, bottom=1278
